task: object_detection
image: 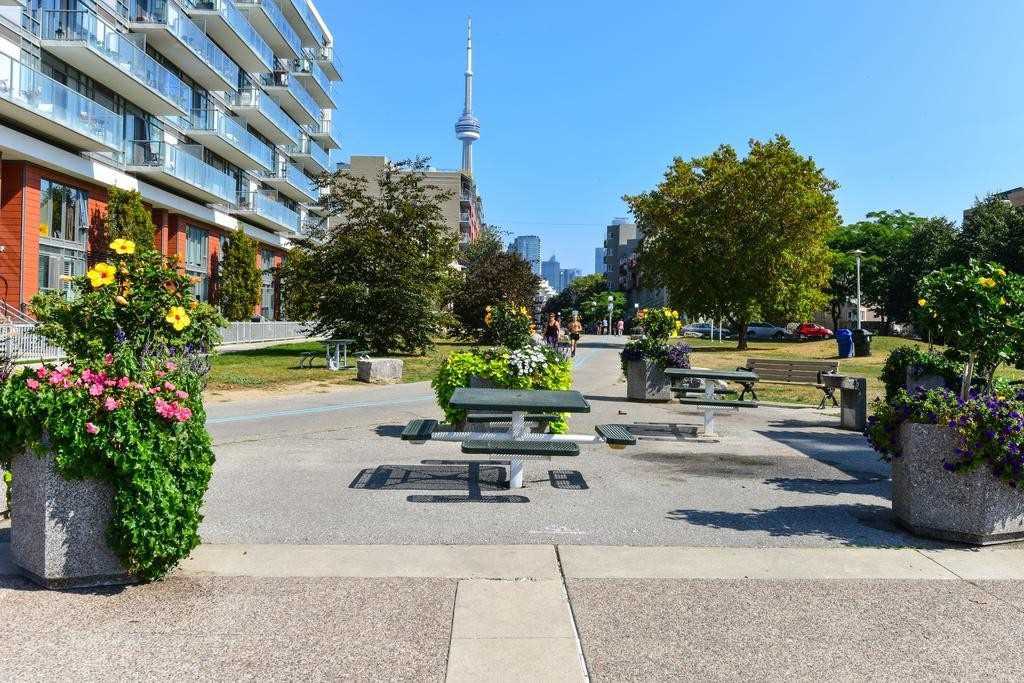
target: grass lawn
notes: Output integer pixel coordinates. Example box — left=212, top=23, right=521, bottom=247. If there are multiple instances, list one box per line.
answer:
left=680, top=335, right=1024, bottom=405
left=206, top=339, right=474, bottom=394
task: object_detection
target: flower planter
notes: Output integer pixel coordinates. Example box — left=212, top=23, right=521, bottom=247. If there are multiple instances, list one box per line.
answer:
left=893, top=423, right=1024, bottom=545
left=625, top=359, right=672, bottom=402
left=10, top=450, right=132, bottom=589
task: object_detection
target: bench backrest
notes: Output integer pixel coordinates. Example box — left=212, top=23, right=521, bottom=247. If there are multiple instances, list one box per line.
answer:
left=746, top=358, right=839, bottom=383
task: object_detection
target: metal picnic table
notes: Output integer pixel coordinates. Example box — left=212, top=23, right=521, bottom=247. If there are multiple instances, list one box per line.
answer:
left=325, top=339, right=357, bottom=371
left=401, top=387, right=637, bottom=489
left=663, top=367, right=759, bottom=437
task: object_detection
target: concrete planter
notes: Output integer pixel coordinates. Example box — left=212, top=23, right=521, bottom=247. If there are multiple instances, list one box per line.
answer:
left=1, top=468, right=8, bottom=519
left=625, top=359, right=672, bottom=402
left=893, top=423, right=1024, bottom=545
left=10, top=450, right=132, bottom=589
left=357, top=358, right=404, bottom=384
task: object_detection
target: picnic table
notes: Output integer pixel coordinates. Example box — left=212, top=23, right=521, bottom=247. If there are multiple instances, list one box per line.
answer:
left=325, top=339, right=356, bottom=371
left=401, top=388, right=636, bottom=488
left=664, top=368, right=759, bottom=437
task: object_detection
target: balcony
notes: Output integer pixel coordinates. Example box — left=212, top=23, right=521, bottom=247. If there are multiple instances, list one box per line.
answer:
left=127, top=140, right=236, bottom=205
left=260, top=161, right=317, bottom=203
left=0, top=53, right=121, bottom=152
left=41, top=10, right=191, bottom=116
left=188, top=108, right=273, bottom=172
left=227, top=86, right=301, bottom=145
left=130, top=0, right=237, bottom=93
left=232, top=191, right=299, bottom=234
left=309, top=45, right=342, bottom=82
left=285, top=134, right=329, bottom=174
left=291, top=58, right=333, bottom=108
left=280, top=0, right=325, bottom=48
left=236, top=0, right=302, bottom=61
left=261, top=71, right=320, bottom=126
left=303, top=114, right=339, bottom=150
left=186, top=0, right=274, bottom=74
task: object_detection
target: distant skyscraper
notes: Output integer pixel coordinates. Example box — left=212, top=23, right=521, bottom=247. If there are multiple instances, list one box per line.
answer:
left=560, top=268, right=581, bottom=292
left=454, top=18, right=481, bottom=175
left=511, top=235, right=542, bottom=276
left=542, top=255, right=562, bottom=292
left=595, top=247, right=606, bottom=275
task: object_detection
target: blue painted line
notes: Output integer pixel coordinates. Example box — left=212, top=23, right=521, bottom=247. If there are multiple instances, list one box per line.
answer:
left=207, top=395, right=434, bottom=425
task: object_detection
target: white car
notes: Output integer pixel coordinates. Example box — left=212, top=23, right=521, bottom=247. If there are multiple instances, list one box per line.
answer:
left=745, top=322, right=793, bottom=341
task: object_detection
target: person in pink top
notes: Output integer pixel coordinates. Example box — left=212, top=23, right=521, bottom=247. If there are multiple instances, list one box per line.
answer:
left=616, top=319, right=625, bottom=336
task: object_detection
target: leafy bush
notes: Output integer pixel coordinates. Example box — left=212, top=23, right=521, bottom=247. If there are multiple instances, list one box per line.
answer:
left=621, top=307, right=684, bottom=373
left=637, top=307, right=682, bottom=341
left=432, top=345, right=572, bottom=433
left=880, top=345, right=963, bottom=402
left=866, top=387, right=1024, bottom=488
left=218, top=231, right=262, bottom=321
left=485, top=303, right=534, bottom=349
left=0, top=237, right=223, bottom=581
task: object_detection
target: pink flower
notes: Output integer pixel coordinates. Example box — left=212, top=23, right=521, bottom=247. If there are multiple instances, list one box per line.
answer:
left=48, top=374, right=64, bottom=386
left=25, top=378, right=39, bottom=391
left=104, top=379, right=116, bottom=387
left=88, top=383, right=104, bottom=397
left=103, top=397, right=119, bottom=412
left=85, top=422, right=99, bottom=435
left=175, top=390, right=189, bottom=400
left=35, top=367, right=49, bottom=379
left=103, top=353, right=113, bottom=366
left=173, top=405, right=192, bottom=423
left=155, top=370, right=166, bottom=378
left=163, top=382, right=176, bottom=392
left=116, top=377, right=131, bottom=390
left=148, top=387, right=159, bottom=395
left=155, top=398, right=176, bottom=420
left=165, top=361, right=177, bottom=371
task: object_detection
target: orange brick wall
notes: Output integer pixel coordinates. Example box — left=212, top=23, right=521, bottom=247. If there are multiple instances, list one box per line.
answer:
left=0, top=161, right=25, bottom=309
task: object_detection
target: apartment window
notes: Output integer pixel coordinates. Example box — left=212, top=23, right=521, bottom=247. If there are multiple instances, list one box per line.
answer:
left=260, top=248, right=275, bottom=319
left=186, top=226, right=210, bottom=301
left=38, top=178, right=89, bottom=299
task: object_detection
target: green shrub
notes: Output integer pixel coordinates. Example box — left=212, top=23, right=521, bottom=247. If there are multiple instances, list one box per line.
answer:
left=485, top=303, right=534, bottom=349
left=218, top=231, right=262, bottom=321
left=880, top=345, right=962, bottom=402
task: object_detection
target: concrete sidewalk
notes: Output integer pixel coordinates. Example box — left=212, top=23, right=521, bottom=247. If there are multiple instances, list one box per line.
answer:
left=3, top=543, right=1024, bottom=681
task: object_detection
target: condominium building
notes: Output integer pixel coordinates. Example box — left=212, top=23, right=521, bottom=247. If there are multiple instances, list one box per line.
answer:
left=510, top=234, right=540, bottom=276
left=0, top=0, right=341, bottom=320
left=559, top=267, right=580, bottom=292
left=541, top=255, right=560, bottom=293
left=604, top=218, right=667, bottom=314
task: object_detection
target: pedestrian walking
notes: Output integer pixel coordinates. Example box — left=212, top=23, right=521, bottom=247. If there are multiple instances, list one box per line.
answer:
left=617, top=319, right=625, bottom=336
left=543, top=312, right=561, bottom=348
left=568, top=314, right=583, bottom=357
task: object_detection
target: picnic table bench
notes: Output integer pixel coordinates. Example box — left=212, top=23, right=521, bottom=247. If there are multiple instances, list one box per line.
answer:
left=401, top=388, right=636, bottom=488
left=297, top=339, right=369, bottom=370
left=736, top=359, right=840, bottom=408
left=664, top=368, right=760, bottom=437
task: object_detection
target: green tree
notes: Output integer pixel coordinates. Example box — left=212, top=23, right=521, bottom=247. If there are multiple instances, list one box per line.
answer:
left=217, top=231, right=262, bottom=321
left=461, top=223, right=506, bottom=265
left=452, top=248, right=540, bottom=342
left=625, top=136, right=840, bottom=349
left=543, top=273, right=607, bottom=318
left=957, top=195, right=1024, bottom=272
left=104, top=187, right=156, bottom=250
left=283, top=158, right=459, bottom=354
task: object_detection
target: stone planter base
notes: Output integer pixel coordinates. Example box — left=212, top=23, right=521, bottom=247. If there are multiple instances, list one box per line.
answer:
left=11, top=450, right=133, bottom=589
left=357, top=358, right=404, bottom=384
left=625, top=360, right=672, bottom=402
left=893, top=423, right=1024, bottom=545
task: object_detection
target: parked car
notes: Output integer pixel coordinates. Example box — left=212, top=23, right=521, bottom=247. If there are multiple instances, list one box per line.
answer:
left=796, top=322, right=833, bottom=340
left=682, top=322, right=735, bottom=339
left=745, top=322, right=795, bottom=341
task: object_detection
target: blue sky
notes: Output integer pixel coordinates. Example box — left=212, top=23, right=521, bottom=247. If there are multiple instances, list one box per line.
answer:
left=319, top=0, right=1024, bottom=273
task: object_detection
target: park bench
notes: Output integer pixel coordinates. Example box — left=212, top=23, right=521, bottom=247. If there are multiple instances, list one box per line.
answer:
left=736, top=359, right=840, bottom=408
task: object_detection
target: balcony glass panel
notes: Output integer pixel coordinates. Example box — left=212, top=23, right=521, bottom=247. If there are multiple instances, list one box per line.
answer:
left=295, top=58, right=331, bottom=101
left=280, top=163, right=316, bottom=198
left=230, top=86, right=302, bottom=142
left=239, top=0, right=302, bottom=58
left=191, top=108, right=273, bottom=168
left=240, top=191, right=299, bottom=231
left=132, top=0, right=239, bottom=90
left=310, top=45, right=342, bottom=80
left=128, top=140, right=236, bottom=204
left=41, top=10, right=191, bottom=114
left=0, top=52, right=121, bottom=149
left=262, top=71, right=320, bottom=120
left=193, top=0, right=274, bottom=71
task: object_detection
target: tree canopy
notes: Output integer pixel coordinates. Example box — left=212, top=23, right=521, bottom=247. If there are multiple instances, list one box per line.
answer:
left=625, top=135, right=840, bottom=348
left=217, top=231, right=262, bottom=322
left=282, top=158, right=460, bottom=354
left=104, top=188, right=156, bottom=250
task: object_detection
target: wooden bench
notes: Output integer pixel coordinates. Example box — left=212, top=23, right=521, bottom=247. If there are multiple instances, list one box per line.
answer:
left=737, top=359, right=840, bottom=407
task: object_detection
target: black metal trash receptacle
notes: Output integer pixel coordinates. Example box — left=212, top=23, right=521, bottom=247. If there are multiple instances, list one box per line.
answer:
left=852, top=329, right=872, bottom=357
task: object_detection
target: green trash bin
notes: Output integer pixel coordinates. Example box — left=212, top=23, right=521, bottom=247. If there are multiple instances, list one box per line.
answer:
left=852, top=329, right=872, bottom=357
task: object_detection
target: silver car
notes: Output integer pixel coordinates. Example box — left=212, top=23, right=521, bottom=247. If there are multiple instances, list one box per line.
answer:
left=745, top=322, right=793, bottom=340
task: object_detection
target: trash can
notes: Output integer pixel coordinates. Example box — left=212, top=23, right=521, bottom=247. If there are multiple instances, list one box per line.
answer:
left=836, top=328, right=854, bottom=358
left=852, top=329, right=872, bottom=357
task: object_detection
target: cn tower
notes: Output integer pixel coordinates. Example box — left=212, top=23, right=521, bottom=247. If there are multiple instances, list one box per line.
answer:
left=454, top=17, right=480, bottom=175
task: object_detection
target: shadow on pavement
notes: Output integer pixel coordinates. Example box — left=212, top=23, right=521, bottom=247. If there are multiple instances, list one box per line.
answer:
left=350, top=464, right=508, bottom=491
left=764, top=475, right=889, bottom=497
left=666, top=503, right=954, bottom=548
left=549, top=470, right=589, bottom=490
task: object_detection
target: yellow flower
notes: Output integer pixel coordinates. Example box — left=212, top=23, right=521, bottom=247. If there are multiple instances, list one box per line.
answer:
left=671, top=310, right=679, bottom=319
left=86, top=262, right=117, bottom=288
left=997, top=268, right=1007, bottom=277
left=484, top=312, right=493, bottom=327
left=110, top=238, right=136, bottom=255
left=918, top=298, right=927, bottom=307
left=520, top=306, right=528, bottom=316
left=1001, top=297, right=1007, bottom=306
left=165, top=306, right=191, bottom=332
left=978, top=277, right=997, bottom=288
left=39, top=223, right=49, bottom=237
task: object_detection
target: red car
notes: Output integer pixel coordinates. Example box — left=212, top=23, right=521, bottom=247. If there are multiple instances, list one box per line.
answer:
left=796, top=323, right=833, bottom=340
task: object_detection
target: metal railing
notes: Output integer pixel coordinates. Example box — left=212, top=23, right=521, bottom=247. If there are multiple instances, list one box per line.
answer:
left=3, top=321, right=312, bottom=361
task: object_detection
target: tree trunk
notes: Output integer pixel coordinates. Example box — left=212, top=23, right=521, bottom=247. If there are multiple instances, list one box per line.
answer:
left=829, top=305, right=840, bottom=334
left=961, top=352, right=976, bottom=401
left=736, top=322, right=749, bottom=350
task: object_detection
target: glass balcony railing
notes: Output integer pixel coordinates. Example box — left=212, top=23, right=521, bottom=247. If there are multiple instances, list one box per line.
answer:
left=238, top=191, right=299, bottom=232
left=309, top=45, right=342, bottom=80
left=192, top=0, right=274, bottom=71
left=41, top=10, right=191, bottom=114
left=285, top=0, right=324, bottom=46
left=0, top=52, right=121, bottom=149
left=237, top=0, right=302, bottom=58
left=131, top=0, right=238, bottom=90
left=261, top=71, right=320, bottom=121
left=229, top=86, right=302, bottom=142
left=128, top=140, right=236, bottom=204
left=293, top=58, right=332, bottom=102
left=286, top=135, right=328, bottom=169
left=191, top=108, right=273, bottom=169
left=274, top=162, right=317, bottom=199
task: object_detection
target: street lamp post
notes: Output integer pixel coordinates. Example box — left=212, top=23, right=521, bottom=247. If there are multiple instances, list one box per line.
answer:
left=850, top=249, right=865, bottom=330
left=607, top=295, right=614, bottom=336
